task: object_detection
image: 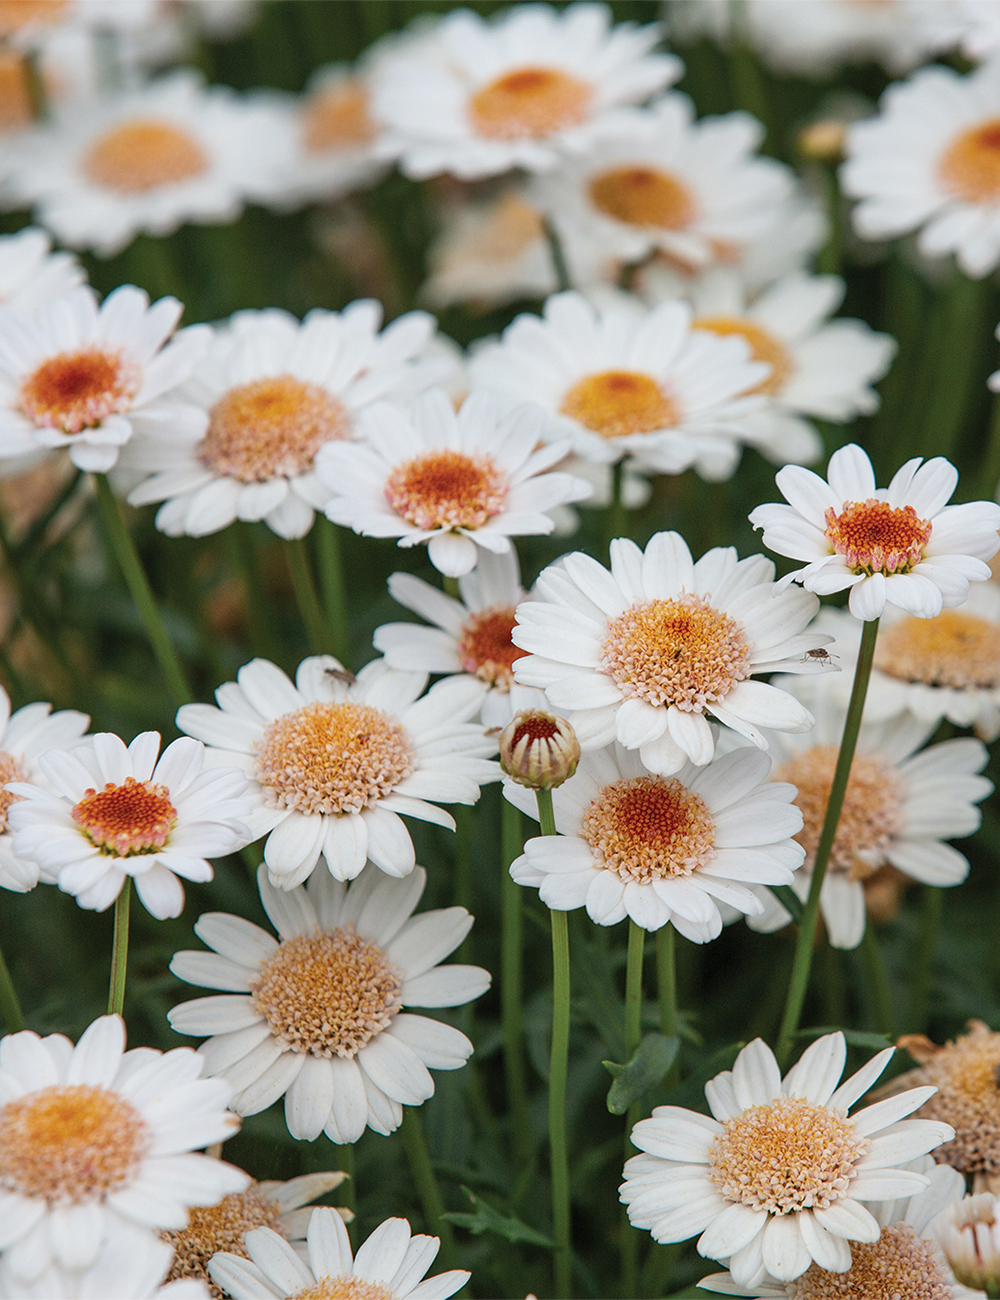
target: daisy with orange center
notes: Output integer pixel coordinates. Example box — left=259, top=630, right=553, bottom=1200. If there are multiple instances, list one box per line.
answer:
left=620, top=1032, right=954, bottom=1288
left=505, top=742, right=803, bottom=938
left=750, top=443, right=1000, bottom=622
left=123, top=302, right=445, bottom=540
left=6, top=730, right=252, bottom=920
left=370, top=3, right=679, bottom=180
left=316, top=388, right=590, bottom=578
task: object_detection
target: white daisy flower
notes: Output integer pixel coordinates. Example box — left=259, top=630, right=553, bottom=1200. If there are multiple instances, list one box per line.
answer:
left=6, top=730, right=252, bottom=920
left=176, top=654, right=498, bottom=889
left=746, top=691, right=992, bottom=951
left=374, top=548, right=548, bottom=729
left=504, top=742, right=803, bottom=940
left=749, top=444, right=1000, bottom=622
left=169, top=864, right=490, bottom=1143
left=0, top=684, right=89, bottom=894
left=620, top=1031, right=955, bottom=1287
left=122, top=301, right=445, bottom=541
left=317, top=387, right=592, bottom=578
left=4, top=69, right=288, bottom=257
left=370, top=2, right=680, bottom=181
left=698, top=1156, right=977, bottom=1296
left=467, top=290, right=769, bottom=481
left=841, top=59, right=1000, bottom=279
left=0, top=0, right=159, bottom=48
left=511, top=531, right=826, bottom=776
left=0, top=228, right=84, bottom=315
left=0, top=1013, right=247, bottom=1282
left=530, top=94, right=795, bottom=285
left=210, top=1207, right=468, bottom=1300
left=943, top=0, right=1000, bottom=63
left=0, top=282, right=210, bottom=474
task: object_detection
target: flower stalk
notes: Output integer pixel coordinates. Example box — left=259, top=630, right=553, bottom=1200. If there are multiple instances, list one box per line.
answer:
left=621, top=919, right=645, bottom=1300
left=107, top=879, right=131, bottom=1018
left=285, top=537, right=329, bottom=656
left=0, top=936, right=24, bottom=1032
left=314, top=515, right=352, bottom=669
left=400, top=1106, right=457, bottom=1271
left=501, top=795, right=531, bottom=1167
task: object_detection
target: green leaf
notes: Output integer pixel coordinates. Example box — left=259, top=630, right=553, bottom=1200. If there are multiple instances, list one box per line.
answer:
left=797, top=1026, right=893, bottom=1050
left=603, top=1033, right=680, bottom=1115
left=767, top=883, right=804, bottom=924
left=442, top=1187, right=554, bottom=1248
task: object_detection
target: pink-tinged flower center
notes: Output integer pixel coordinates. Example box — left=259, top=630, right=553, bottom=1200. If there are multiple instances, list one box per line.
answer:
left=457, top=605, right=524, bottom=687
left=560, top=370, right=680, bottom=439
left=824, top=498, right=932, bottom=576
left=581, top=775, right=715, bottom=882
left=939, top=117, right=1000, bottom=204
left=83, top=118, right=208, bottom=193
left=794, top=1225, right=953, bottom=1299
left=588, top=166, right=697, bottom=230
left=72, top=777, right=177, bottom=857
left=384, top=450, right=506, bottom=531
left=468, top=67, right=592, bottom=141
left=19, top=348, right=141, bottom=434
left=0, top=1084, right=149, bottom=1202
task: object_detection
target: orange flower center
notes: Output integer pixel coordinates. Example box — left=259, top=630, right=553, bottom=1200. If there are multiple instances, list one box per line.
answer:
left=0, top=0, right=66, bottom=36
left=0, top=1084, right=149, bottom=1203
left=295, top=1279, right=396, bottom=1300
left=588, top=166, right=698, bottom=230
left=255, top=701, right=412, bottom=816
left=710, top=1094, right=869, bottom=1215
left=0, top=749, right=26, bottom=833
left=249, top=925, right=403, bottom=1059
left=601, top=593, right=752, bottom=710
left=20, top=347, right=141, bottom=434
left=200, top=377, right=350, bottom=483
left=694, top=315, right=793, bottom=395
left=794, top=1224, right=953, bottom=1299
left=468, top=66, right=592, bottom=141
left=560, top=370, right=680, bottom=439
left=581, top=775, right=715, bottom=883
left=939, top=118, right=1000, bottom=203
left=0, top=52, right=32, bottom=132
left=457, top=605, right=524, bottom=687
left=72, top=777, right=177, bottom=857
left=875, top=610, right=1000, bottom=689
left=83, top=118, right=208, bottom=193
left=824, top=498, right=932, bottom=576
left=384, top=449, right=506, bottom=531
left=302, top=81, right=376, bottom=152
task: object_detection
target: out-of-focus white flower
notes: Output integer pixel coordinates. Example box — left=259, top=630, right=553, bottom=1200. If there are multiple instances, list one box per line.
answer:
left=0, top=228, right=84, bottom=314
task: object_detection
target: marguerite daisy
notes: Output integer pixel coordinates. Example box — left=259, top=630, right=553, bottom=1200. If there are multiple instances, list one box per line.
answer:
left=749, top=444, right=1000, bottom=621
left=511, top=532, right=826, bottom=775
left=505, top=743, right=804, bottom=940
left=0, top=283, right=210, bottom=473
left=209, top=1208, right=469, bottom=1300
left=370, top=2, right=680, bottom=180
left=176, top=654, right=498, bottom=888
left=123, top=301, right=445, bottom=541
left=6, top=730, right=252, bottom=920
left=0, top=227, right=84, bottom=315
left=169, top=865, right=490, bottom=1143
left=620, top=1032, right=954, bottom=1287
left=0, top=1013, right=246, bottom=1281
left=316, top=387, right=592, bottom=578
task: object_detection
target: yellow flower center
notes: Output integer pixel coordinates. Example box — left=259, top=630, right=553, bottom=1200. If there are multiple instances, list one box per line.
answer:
left=302, top=81, right=375, bottom=152
left=19, top=347, right=141, bottom=434
left=457, top=605, right=524, bottom=687
left=164, top=1185, right=282, bottom=1297
left=255, top=701, right=413, bottom=816
left=875, top=610, right=1000, bottom=689
left=710, top=1094, right=869, bottom=1215
left=693, top=315, right=793, bottom=395
left=249, top=926, right=403, bottom=1059
left=0, top=1084, right=149, bottom=1203
left=72, top=777, right=177, bottom=857
left=468, top=66, right=592, bottom=141
left=939, top=117, right=1000, bottom=203
left=588, top=166, right=698, bottom=230
left=581, top=775, right=715, bottom=883
left=83, top=118, right=209, bottom=193
left=601, top=593, right=752, bottom=710
left=824, top=498, right=933, bottom=576
left=295, top=1279, right=396, bottom=1300
left=793, top=1225, right=953, bottom=1299
left=384, top=449, right=506, bottom=531
left=560, top=370, right=680, bottom=439
left=0, top=749, right=26, bottom=833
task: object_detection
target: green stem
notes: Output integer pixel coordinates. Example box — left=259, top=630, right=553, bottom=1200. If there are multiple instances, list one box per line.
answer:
left=0, top=936, right=24, bottom=1032
left=93, top=474, right=192, bottom=708
left=443, top=575, right=460, bottom=599
left=656, top=924, right=677, bottom=1040
left=400, top=1107, right=457, bottom=1268
left=815, top=166, right=841, bottom=277
left=907, top=885, right=942, bottom=1034
left=224, top=526, right=281, bottom=662
left=775, top=617, right=880, bottom=1067
left=453, top=804, right=474, bottom=963
left=285, top=537, right=328, bottom=655
left=543, top=218, right=572, bottom=293
left=607, top=460, right=627, bottom=551
left=337, top=1141, right=356, bottom=1244
left=107, top=879, right=131, bottom=1018
left=501, top=796, right=531, bottom=1167
left=622, top=921, right=645, bottom=1300
left=314, top=515, right=351, bottom=668
left=861, top=924, right=894, bottom=1038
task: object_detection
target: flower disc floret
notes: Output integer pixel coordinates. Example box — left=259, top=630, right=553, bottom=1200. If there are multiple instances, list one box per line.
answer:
left=793, top=1225, right=953, bottom=1299
left=824, top=498, right=932, bottom=577
left=0, top=750, right=26, bottom=833
left=588, top=164, right=697, bottom=229
left=384, top=449, right=507, bottom=531
left=83, top=118, right=208, bottom=193
left=165, top=1187, right=281, bottom=1294
left=296, top=1278, right=395, bottom=1300
left=71, top=776, right=177, bottom=857
left=457, top=605, right=524, bottom=685
left=468, top=67, right=592, bottom=140
left=938, top=118, right=1000, bottom=203
left=20, top=347, right=141, bottom=434
left=582, top=775, right=715, bottom=883
left=560, top=369, right=680, bottom=438
left=875, top=611, right=1000, bottom=689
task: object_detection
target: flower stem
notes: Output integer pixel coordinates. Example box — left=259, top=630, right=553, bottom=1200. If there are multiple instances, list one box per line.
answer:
left=0, top=936, right=24, bottom=1033
left=314, top=515, right=351, bottom=669
left=775, top=616, right=880, bottom=1067
left=501, top=796, right=531, bottom=1167
left=607, top=459, right=627, bottom=551
left=622, top=920, right=645, bottom=1300
left=657, top=924, right=681, bottom=1089
left=285, top=537, right=328, bottom=656
left=861, top=923, right=894, bottom=1038
left=536, top=787, right=571, bottom=1298
left=907, top=885, right=943, bottom=1033
left=443, top=575, right=460, bottom=599
left=107, top=879, right=131, bottom=1018
left=400, top=1107, right=457, bottom=1269
left=93, top=473, right=192, bottom=708
left=543, top=218, right=571, bottom=293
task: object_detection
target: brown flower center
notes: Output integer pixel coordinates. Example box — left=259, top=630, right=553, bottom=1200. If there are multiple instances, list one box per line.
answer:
left=560, top=370, right=680, bottom=439
left=0, top=749, right=26, bottom=833
left=302, top=81, right=375, bottom=152
left=693, top=315, right=793, bottom=395
left=457, top=606, right=524, bottom=687
left=72, top=777, right=177, bottom=857
left=468, top=67, right=592, bottom=141
left=249, top=926, right=403, bottom=1058
left=20, top=348, right=140, bottom=434
left=164, top=1185, right=282, bottom=1299
left=384, top=449, right=506, bottom=531
left=581, top=775, right=715, bottom=882
left=824, top=498, right=932, bottom=576
left=939, top=118, right=1000, bottom=203
left=588, top=166, right=697, bottom=230
left=875, top=610, right=1000, bottom=689
left=792, top=1224, right=953, bottom=1299
left=83, top=118, right=208, bottom=193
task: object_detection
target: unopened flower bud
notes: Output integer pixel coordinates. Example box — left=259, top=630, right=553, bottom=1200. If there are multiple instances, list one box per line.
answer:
left=798, top=118, right=847, bottom=163
left=935, top=1192, right=1000, bottom=1291
left=499, top=709, right=580, bottom=790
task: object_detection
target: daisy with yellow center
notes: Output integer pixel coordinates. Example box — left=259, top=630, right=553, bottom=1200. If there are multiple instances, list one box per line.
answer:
left=620, top=1032, right=954, bottom=1288
left=169, top=864, right=490, bottom=1143
left=177, top=653, right=498, bottom=889
left=512, top=530, right=827, bottom=776
left=370, top=3, right=679, bottom=180
left=750, top=443, right=1000, bottom=622
left=316, top=388, right=591, bottom=578
left=505, top=742, right=803, bottom=938
left=124, top=301, right=446, bottom=540
left=6, top=730, right=252, bottom=920
left=209, top=1208, right=468, bottom=1300
left=0, top=1014, right=245, bottom=1283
